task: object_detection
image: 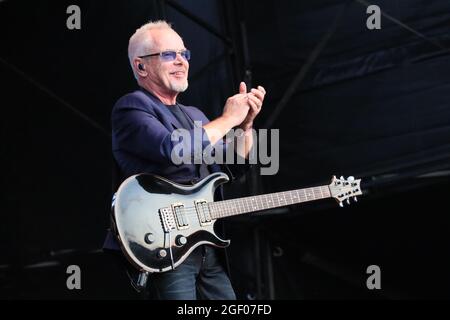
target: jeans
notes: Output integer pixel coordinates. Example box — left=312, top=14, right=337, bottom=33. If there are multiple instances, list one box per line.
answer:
left=149, top=245, right=236, bottom=300
left=111, top=245, right=236, bottom=300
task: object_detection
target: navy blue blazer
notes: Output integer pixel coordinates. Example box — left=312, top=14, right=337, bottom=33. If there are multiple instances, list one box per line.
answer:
left=112, top=88, right=224, bottom=185
left=104, top=88, right=238, bottom=250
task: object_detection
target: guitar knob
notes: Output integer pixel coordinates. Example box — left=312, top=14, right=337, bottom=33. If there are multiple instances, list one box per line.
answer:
left=157, top=249, right=167, bottom=258
left=176, top=235, right=187, bottom=246
left=144, top=233, right=155, bottom=244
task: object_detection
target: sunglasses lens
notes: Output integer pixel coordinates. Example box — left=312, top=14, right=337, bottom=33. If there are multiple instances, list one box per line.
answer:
left=160, top=50, right=191, bottom=61
left=161, top=51, right=176, bottom=61
left=182, top=50, right=191, bottom=61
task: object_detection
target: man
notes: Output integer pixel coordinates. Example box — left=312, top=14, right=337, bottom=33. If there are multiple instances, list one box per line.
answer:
left=104, top=20, right=265, bottom=300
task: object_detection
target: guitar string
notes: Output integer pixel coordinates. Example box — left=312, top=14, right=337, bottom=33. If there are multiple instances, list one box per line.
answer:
left=165, top=191, right=331, bottom=218
left=175, top=188, right=331, bottom=217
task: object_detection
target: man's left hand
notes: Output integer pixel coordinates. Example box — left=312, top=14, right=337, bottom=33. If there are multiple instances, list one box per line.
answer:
left=239, top=83, right=266, bottom=131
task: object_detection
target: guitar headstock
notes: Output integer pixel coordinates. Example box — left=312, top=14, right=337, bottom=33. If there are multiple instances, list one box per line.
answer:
left=329, top=175, right=362, bottom=207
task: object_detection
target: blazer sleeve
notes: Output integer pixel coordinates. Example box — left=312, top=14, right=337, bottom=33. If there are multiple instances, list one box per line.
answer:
left=112, top=95, right=213, bottom=165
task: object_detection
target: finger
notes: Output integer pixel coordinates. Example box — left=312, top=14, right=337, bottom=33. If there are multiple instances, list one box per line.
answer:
left=239, top=81, right=247, bottom=94
left=232, top=93, right=249, bottom=101
left=235, top=93, right=248, bottom=98
left=247, top=98, right=261, bottom=115
left=257, top=85, right=266, bottom=95
left=250, top=88, right=265, bottom=102
left=247, top=98, right=259, bottom=112
left=248, top=93, right=262, bottom=109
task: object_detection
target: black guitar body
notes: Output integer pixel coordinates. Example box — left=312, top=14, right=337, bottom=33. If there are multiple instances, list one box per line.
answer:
left=113, top=172, right=230, bottom=273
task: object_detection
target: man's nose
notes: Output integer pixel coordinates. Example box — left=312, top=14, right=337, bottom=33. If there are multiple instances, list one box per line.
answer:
left=174, top=53, right=186, bottom=64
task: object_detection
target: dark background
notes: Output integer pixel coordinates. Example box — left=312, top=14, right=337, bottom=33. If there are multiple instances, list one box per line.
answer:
left=1, top=0, right=449, bottom=299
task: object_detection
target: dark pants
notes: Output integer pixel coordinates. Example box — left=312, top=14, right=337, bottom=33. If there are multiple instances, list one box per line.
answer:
left=109, top=245, right=236, bottom=300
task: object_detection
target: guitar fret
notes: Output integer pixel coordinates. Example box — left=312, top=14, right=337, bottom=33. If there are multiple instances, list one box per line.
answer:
left=216, top=202, right=220, bottom=218
left=279, top=192, right=284, bottom=205
left=215, top=202, right=219, bottom=218
left=258, top=195, right=263, bottom=211
left=317, top=187, right=323, bottom=198
left=310, top=188, right=315, bottom=200
left=220, top=202, right=224, bottom=217
left=250, top=197, right=256, bottom=211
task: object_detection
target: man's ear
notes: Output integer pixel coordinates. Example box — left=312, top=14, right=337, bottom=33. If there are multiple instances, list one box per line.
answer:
left=135, top=59, right=147, bottom=76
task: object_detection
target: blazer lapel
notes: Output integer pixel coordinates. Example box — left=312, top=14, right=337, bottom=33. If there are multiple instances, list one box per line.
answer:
left=180, top=105, right=203, bottom=128
left=139, top=89, right=184, bottom=129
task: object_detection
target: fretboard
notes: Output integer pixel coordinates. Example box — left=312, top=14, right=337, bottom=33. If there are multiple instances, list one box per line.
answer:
left=208, top=185, right=331, bottom=219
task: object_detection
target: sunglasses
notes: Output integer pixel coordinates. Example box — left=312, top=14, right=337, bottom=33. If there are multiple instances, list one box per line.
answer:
left=138, top=49, right=191, bottom=61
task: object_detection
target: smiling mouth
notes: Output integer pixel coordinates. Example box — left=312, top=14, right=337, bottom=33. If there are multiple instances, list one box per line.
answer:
left=170, top=71, right=185, bottom=77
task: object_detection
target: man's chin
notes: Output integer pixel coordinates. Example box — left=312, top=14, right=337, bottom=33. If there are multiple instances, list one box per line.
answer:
left=171, top=82, right=188, bottom=93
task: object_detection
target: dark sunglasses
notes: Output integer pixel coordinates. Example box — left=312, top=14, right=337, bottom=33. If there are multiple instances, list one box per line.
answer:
left=139, top=49, right=191, bottom=61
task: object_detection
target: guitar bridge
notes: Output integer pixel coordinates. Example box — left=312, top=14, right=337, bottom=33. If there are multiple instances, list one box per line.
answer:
left=195, top=200, right=213, bottom=226
left=159, top=207, right=176, bottom=233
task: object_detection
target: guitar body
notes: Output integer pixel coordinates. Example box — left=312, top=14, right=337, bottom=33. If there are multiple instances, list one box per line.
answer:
left=113, top=172, right=231, bottom=273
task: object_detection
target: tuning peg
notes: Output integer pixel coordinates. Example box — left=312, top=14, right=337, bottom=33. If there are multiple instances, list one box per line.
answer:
left=339, top=202, right=344, bottom=208
left=353, top=197, right=358, bottom=202
left=348, top=176, right=355, bottom=181
left=340, top=176, right=344, bottom=180
left=346, top=199, right=350, bottom=205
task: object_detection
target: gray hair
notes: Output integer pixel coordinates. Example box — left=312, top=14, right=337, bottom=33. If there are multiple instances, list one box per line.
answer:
left=128, top=20, right=173, bottom=80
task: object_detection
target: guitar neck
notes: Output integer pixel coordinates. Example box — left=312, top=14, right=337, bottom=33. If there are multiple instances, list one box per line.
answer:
left=208, top=185, right=331, bottom=219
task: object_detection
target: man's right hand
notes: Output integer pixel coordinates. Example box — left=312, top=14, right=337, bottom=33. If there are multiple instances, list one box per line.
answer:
left=203, top=82, right=250, bottom=145
left=221, top=83, right=250, bottom=127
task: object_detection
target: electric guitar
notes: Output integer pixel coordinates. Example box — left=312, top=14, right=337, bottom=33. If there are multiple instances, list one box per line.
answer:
left=112, top=172, right=362, bottom=273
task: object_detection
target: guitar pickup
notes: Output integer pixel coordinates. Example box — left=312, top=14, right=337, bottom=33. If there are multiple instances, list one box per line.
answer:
left=171, top=203, right=189, bottom=230
left=195, top=200, right=212, bottom=226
